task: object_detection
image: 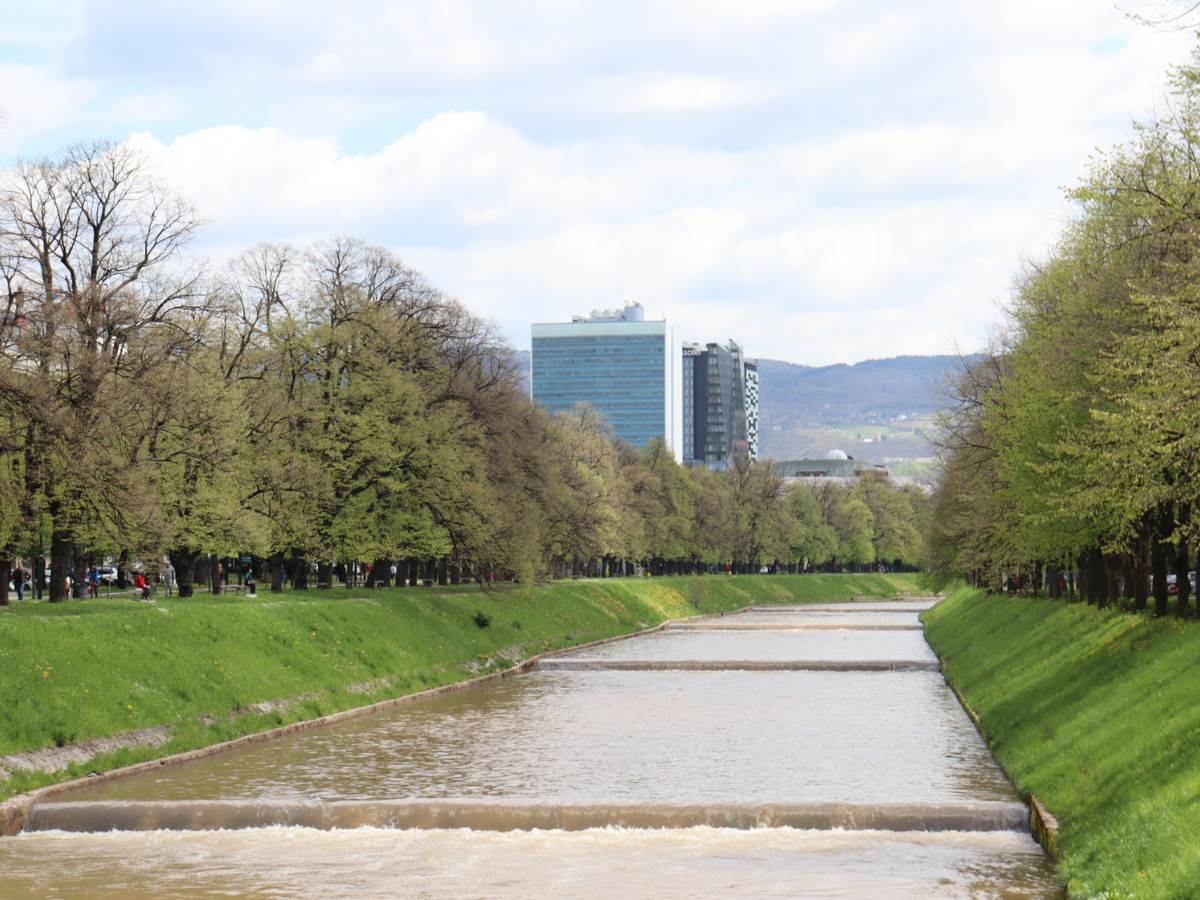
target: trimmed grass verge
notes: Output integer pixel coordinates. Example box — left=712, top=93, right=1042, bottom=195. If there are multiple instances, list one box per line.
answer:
left=0, top=573, right=919, bottom=802
left=924, top=585, right=1200, bottom=899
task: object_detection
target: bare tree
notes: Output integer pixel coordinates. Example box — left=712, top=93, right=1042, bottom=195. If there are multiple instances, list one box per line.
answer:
left=0, top=141, right=201, bottom=600
left=1120, top=1, right=1200, bottom=29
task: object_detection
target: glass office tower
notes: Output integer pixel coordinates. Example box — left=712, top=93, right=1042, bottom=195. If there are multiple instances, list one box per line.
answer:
left=531, top=303, right=683, bottom=459
left=681, top=340, right=758, bottom=468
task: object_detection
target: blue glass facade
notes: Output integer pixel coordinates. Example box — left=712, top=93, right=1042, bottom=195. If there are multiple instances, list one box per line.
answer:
left=532, top=314, right=680, bottom=451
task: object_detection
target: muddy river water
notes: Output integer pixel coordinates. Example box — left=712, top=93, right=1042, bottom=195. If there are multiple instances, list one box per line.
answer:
left=0, top=598, right=1062, bottom=898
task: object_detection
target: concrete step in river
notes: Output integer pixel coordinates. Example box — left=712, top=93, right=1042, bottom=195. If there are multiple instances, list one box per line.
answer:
left=0, top=596, right=1062, bottom=898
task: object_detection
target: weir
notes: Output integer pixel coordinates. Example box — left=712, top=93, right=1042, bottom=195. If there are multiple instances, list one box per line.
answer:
left=665, top=622, right=924, bottom=631
left=747, top=605, right=935, bottom=614
left=537, top=658, right=940, bottom=671
left=4, top=598, right=1062, bottom=897
left=25, top=798, right=1031, bottom=833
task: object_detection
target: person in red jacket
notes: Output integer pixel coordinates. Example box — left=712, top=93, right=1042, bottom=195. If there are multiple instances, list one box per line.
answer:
left=133, top=570, right=146, bottom=600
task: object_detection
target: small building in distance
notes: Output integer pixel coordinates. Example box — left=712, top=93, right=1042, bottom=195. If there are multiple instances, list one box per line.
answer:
left=776, top=450, right=888, bottom=484
left=531, top=302, right=683, bottom=459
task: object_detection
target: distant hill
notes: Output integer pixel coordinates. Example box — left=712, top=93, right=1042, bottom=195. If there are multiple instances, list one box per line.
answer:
left=754, top=355, right=972, bottom=463
left=753, top=355, right=968, bottom=427
left=515, top=350, right=974, bottom=468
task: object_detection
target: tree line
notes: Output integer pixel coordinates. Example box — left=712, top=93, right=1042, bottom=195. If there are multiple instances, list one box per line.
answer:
left=0, top=141, right=927, bottom=603
left=929, top=52, right=1200, bottom=613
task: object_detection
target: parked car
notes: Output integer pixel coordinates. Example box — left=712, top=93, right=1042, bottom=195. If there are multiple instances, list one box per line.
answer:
left=95, top=565, right=119, bottom=584
left=1167, top=572, right=1198, bottom=595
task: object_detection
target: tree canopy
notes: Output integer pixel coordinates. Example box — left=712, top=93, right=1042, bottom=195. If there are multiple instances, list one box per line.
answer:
left=929, top=50, right=1200, bottom=613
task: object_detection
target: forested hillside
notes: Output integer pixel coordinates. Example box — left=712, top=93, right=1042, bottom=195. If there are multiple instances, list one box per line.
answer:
left=515, top=351, right=970, bottom=464
left=754, top=355, right=967, bottom=426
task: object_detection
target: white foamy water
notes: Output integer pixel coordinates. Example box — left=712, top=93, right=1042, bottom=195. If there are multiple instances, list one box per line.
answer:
left=3, top=600, right=1062, bottom=897
left=0, top=826, right=1060, bottom=899
left=558, top=627, right=935, bottom=661
left=733, top=610, right=925, bottom=626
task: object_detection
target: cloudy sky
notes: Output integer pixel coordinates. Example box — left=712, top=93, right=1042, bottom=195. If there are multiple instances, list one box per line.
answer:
left=1, top=1, right=1195, bottom=365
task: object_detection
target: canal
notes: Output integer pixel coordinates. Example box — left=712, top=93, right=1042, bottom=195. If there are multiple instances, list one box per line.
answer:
left=0, top=598, right=1061, bottom=897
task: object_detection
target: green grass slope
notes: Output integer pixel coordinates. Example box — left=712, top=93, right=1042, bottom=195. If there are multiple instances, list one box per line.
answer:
left=0, top=573, right=919, bottom=801
left=924, top=586, right=1200, bottom=899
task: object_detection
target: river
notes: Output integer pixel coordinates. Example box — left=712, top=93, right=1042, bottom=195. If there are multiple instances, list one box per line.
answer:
left=0, top=598, right=1062, bottom=898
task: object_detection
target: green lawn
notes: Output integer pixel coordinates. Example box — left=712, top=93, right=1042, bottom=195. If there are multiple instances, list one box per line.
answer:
left=924, top=586, right=1200, bottom=898
left=0, top=573, right=921, bottom=800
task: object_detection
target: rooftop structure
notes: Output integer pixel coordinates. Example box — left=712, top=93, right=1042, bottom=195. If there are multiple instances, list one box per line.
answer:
left=776, top=452, right=888, bottom=483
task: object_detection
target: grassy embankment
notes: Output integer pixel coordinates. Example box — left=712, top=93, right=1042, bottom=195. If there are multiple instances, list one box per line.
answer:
left=925, top=586, right=1200, bottom=899
left=0, top=572, right=919, bottom=802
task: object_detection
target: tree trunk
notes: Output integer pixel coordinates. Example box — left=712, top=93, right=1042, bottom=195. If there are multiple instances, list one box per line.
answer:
left=210, top=554, right=223, bottom=595
left=1174, top=545, right=1191, bottom=616
left=1088, top=549, right=1107, bottom=605
left=72, top=545, right=89, bottom=599
left=1176, top=503, right=1191, bottom=617
left=172, top=547, right=198, bottom=598
left=49, top=526, right=72, bottom=603
left=117, top=549, right=130, bottom=589
left=437, top=557, right=448, bottom=586
left=1083, top=551, right=1097, bottom=603
left=293, top=552, right=309, bottom=589
left=270, top=552, right=285, bottom=593
left=1129, top=535, right=1148, bottom=611
left=1152, top=533, right=1170, bottom=616
left=1103, top=554, right=1123, bottom=608
left=0, top=559, right=9, bottom=606
left=317, top=561, right=332, bottom=588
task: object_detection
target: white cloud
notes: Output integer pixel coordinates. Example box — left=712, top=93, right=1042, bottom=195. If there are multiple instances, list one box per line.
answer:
left=0, top=63, right=96, bottom=154
left=5, top=0, right=1197, bottom=366
left=615, top=75, right=776, bottom=113
left=108, top=89, right=181, bottom=123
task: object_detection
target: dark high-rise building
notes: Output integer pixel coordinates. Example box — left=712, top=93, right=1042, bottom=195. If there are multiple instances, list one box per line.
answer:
left=681, top=340, right=758, bottom=469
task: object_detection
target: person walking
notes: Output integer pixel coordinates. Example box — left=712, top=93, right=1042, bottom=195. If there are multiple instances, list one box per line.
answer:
left=163, top=561, right=176, bottom=597
left=88, top=566, right=100, bottom=599
left=13, top=563, right=25, bottom=602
